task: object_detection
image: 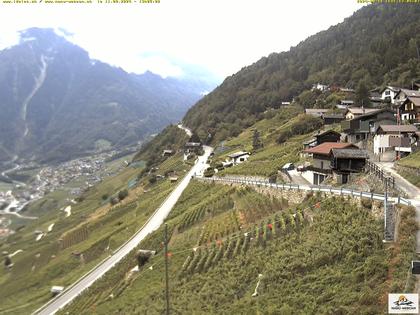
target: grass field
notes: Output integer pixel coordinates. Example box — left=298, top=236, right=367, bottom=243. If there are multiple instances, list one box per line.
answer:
left=398, top=151, right=420, bottom=169
left=211, top=107, right=339, bottom=178
left=0, top=181, right=14, bottom=192
left=0, top=153, right=191, bottom=314
left=397, top=151, right=420, bottom=188
left=58, top=181, right=417, bottom=315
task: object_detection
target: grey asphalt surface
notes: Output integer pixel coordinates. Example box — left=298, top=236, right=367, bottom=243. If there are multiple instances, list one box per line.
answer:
left=34, top=145, right=213, bottom=315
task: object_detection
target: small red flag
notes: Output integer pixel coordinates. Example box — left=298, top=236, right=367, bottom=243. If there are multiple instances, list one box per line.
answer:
left=267, top=223, right=273, bottom=230
left=315, top=202, right=321, bottom=208
left=166, top=252, right=172, bottom=258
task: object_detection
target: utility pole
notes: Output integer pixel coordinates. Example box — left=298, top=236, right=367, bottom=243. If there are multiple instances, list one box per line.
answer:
left=164, top=223, right=170, bottom=315
left=384, top=178, right=388, bottom=239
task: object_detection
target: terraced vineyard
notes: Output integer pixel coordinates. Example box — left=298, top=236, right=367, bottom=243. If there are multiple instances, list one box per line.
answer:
left=181, top=209, right=305, bottom=275
left=59, top=180, right=416, bottom=315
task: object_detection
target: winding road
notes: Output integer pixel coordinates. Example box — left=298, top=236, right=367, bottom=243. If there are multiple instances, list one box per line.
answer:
left=34, top=136, right=212, bottom=314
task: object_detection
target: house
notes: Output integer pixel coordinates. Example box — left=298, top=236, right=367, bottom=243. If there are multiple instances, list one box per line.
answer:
left=374, top=124, right=418, bottom=160
left=344, top=107, right=380, bottom=120
left=393, top=89, right=420, bottom=106
left=339, top=87, right=355, bottom=93
left=228, top=151, right=250, bottom=165
left=184, top=142, right=202, bottom=154
left=380, top=86, right=401, bottom=104
left=341, top=109, right=396, bottom=143
left=303, top=142, right=361, bottom=185
left=369, top=88, right=383, bottom=104
left=322, top=113, right=345, bottom=125
left=340, top=100, right=354, bottom=107
left=397, top=96, right=420, bottom=123
left=312, top=83, right=329, bottom=92
left=281, top=101, right=291, bottom=105
left=330, top=148, right=369, bottom=184
left=302, top=130, right=341, bottom=152
left=162, top=149, right=173, bottom=157
left=315, top=130, right=341, bottom=144
left=305, top=108, right=329, bottom=117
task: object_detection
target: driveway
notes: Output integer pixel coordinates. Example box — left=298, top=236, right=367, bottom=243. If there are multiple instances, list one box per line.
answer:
left=287, top=169, right=311, bottom=185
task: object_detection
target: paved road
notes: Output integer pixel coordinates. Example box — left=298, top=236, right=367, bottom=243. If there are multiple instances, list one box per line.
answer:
left=34, top=146, right=213, bottom=315
left=177, top=124, right=193, bottom=137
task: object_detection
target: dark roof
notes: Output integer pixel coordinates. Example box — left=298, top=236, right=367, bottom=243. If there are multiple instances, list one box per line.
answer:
left=228, top=151, right=250, bottom=159
left=303, top=138, right=316, bottom=145
left=315, top=130, right=341, bottom=137
left=380, top=86, right=401, bottom=93
left=405, top=96, right=420, bottom=107
left=303, top=142, right=355, bottom=155
left=331, top=148, right=369, bottom=159
left=350, top=108, right=394, bottom=121
left=395, top=89, right=420, bottom=99
left=377, top=125, right=417, bottom=134
left=322, top=114, right=345, bottom=119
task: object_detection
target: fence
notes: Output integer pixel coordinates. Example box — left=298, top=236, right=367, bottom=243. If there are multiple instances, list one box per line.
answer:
left=365, top=160, right=395, bottom=189
left=197, top=176, right=411, bottom=206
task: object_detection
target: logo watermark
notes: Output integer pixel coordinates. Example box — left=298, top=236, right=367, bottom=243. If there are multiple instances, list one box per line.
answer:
left=389, top=294, right=419, bottom=314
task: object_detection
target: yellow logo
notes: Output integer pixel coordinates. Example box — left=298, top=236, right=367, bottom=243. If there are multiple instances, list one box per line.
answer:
left=394, top=295, right=414, bottom=307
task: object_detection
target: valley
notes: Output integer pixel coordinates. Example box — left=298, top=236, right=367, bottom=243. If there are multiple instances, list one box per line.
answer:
left=1, top=3, right=420, bottom=315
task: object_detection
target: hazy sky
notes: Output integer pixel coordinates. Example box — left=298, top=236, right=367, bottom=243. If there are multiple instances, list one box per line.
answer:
left=0, top=0, right=365, bottom=79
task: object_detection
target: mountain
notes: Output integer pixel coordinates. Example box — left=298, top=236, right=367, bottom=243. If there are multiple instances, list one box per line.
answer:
left=183, top=4, right=420, bottom=142
left=0, top=28, right=216, bottom=165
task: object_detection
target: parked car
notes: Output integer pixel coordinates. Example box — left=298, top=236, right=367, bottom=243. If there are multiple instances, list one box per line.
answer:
left=282, top=163, right=295, bottom=171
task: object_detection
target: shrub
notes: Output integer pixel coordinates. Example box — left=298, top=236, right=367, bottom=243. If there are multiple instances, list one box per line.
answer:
left=148, top=175, right=157, bottom=184
left=110, top=197, right=119, bottom=206
left=118, top=189, right=129, bottom=201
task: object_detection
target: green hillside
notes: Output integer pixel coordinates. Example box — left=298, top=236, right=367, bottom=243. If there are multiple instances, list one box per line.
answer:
left=0, top=152, right=191, bottom=314
left=208, top=106, right=326, bottom=178
left=59, top=181, right=416, bottom=314
left=184, top=4, right=420, bottom=143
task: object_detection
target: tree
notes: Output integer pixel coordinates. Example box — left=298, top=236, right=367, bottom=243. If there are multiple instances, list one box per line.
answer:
left=189, top=133, right=201, bottom=143
left=355, top=81, right=371, bottom=107
left=252, top=129, right=263, bottom=150
left=148, top=175, right=157, bottom=184
left=118, top=189, right=128, bottom=201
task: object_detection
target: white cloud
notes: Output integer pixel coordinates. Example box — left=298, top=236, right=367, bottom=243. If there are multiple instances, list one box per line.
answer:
left=0, top=0, right=365, bottom=78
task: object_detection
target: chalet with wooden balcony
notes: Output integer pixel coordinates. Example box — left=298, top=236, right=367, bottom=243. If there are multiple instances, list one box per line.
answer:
left=397, top=96, right=420, bottom=123
left=374, top=124, right=419, bottom=160
left=393, top=89, right=420, bottom=106
left=303, top=142, right=368, bottom=185
left=341, top=108, right=395, bottom=143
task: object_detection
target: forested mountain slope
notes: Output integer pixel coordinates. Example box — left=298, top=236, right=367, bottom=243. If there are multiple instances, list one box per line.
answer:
left=183, top=4, right=420, bottom=142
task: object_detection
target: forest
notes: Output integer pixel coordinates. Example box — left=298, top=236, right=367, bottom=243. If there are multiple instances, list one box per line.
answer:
left=183, top=4, right=420, bottom=143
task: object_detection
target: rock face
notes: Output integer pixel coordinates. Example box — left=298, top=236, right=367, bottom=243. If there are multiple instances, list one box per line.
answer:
left=0, top=28, right=214, bottom=164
